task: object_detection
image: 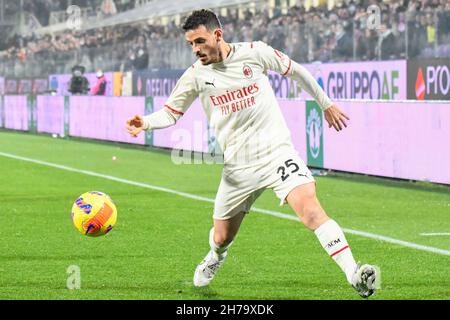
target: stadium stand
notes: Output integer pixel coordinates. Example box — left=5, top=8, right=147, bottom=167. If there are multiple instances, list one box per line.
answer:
left=0, top=0, right=449, bottom=77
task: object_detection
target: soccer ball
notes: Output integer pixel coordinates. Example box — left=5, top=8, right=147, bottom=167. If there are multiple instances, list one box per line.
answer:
left=71, top=191, right=117, bottom=237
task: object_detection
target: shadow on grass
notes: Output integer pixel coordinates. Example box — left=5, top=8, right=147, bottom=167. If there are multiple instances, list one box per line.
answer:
left=189, top=286, right=220, bottom=300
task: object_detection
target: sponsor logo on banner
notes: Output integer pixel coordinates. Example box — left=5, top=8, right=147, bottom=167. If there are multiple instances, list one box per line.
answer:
left=306, top=101, right=324, bottom=168
left=408, top=59, right=450, bottom=100
left=326, top=69, right=400, bottom=99
left=132, top=70, right=183, bottom=96
left=415, top=68, right=426, bottom=100
left=269, top=60, right=406, bottom=100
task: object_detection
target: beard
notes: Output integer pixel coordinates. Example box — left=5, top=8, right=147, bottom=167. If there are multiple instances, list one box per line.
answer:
left=197, top=46, right=220, bottom=65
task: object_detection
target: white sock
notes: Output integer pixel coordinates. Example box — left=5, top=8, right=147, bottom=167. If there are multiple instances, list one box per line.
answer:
left=314, top=219, right=357, bottom=284
left=209, top=228, right=232, bottom=260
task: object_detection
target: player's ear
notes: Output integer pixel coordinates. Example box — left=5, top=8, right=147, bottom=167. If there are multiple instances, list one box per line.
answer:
left=213, top=28, right=223, bottom=42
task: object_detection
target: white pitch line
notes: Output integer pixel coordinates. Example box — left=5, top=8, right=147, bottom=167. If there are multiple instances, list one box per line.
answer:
left=1, top=150, right=450, bottom=257
left=420, top=233, right=450, bottom=236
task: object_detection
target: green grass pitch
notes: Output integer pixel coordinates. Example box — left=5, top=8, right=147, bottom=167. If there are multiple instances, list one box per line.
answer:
left=0, top=130, right=449, bottom=300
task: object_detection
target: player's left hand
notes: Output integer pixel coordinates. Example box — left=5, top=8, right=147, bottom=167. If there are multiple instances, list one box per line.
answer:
left=324, top=104, right=350, bottom=132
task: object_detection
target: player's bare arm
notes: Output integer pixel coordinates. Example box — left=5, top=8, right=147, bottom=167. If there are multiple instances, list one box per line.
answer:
left=323, top=104, right=350, bottom=132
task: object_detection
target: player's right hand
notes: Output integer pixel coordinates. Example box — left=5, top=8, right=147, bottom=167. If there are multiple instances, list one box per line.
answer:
left=126, top=115, right=144, bottom=138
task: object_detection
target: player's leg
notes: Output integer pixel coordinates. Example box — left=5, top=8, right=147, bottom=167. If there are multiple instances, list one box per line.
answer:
left=211, top=211, right=246, bottom=257
left=193, top=173, right=264, bottom=287
left=286, top=182, right=378, bottom=298
left=286, top=182, right=356, bottom=278
left=193, top=212, right=245, bottom=287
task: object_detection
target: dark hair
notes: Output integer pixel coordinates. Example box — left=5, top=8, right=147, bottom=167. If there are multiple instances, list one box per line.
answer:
left=182, top=9, right=222, bottom=32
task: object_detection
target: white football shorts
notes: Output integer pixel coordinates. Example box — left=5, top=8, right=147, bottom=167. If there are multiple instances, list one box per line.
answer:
left=213, top=148, right=315, bottom=220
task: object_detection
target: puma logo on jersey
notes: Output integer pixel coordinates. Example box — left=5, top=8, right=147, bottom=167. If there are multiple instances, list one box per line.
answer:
left=205, top=80, right=216, bottom=87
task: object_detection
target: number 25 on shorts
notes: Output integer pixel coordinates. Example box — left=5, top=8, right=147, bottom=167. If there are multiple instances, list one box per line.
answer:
left=277, top=159, right=306, bottom=182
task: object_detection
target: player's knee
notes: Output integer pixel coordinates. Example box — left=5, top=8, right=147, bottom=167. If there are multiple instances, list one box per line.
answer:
left=301, top=204, right=328, bottom=230
left=213, top=232, right=234, bottom=247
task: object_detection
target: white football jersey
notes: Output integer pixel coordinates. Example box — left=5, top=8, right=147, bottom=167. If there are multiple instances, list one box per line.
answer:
left=164, top=41, right=324, bottom=169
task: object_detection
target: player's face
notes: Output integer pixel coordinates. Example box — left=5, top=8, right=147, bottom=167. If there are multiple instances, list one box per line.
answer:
left=185, top=25, right=222, bottom=65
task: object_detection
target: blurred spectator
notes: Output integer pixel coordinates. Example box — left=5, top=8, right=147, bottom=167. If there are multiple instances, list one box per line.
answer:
left=425, top=12, right=437, bottom=48
left=100, top=0, right=117, bottom=17
left=133, top=48, right=149, bottom=70
left=379, top=23, right=398, bottom=60
left=68, top=65, right=90, bottom=94
left=116, top=0, right=136, bottom=12
left=333, top=23, right=353, bottom=60
left=91, top=69, right=107, bottom=95
left=122, top=34, right=149, bottom=70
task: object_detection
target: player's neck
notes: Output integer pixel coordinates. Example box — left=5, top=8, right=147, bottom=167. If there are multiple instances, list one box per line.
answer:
left=218, top=42, right=232, bottom=62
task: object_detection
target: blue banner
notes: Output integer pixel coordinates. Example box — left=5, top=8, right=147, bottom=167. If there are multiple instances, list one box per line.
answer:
left=132, top=69, right=184, bottom=96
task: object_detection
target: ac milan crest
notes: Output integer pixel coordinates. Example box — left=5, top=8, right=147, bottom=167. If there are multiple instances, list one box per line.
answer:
left=243, top=64, right=253, bottom=79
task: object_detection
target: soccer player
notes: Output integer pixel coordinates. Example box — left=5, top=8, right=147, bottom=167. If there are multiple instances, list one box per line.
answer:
left=126, top=9, right=379, bottom=298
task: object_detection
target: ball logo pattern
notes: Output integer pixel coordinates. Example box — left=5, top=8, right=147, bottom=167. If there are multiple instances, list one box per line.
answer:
left=71, top=191, right=117, bottom=237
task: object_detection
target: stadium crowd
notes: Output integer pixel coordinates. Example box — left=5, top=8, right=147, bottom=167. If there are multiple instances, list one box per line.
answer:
left=21, top=0, right=136, bottom=26
left=0, top=0, right=449, bottom=77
